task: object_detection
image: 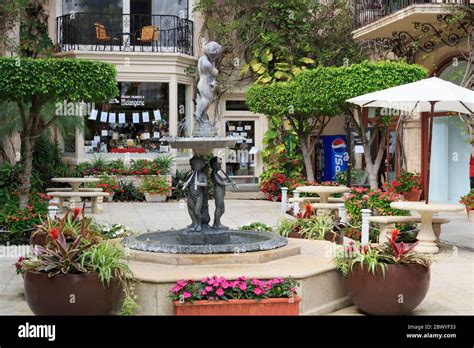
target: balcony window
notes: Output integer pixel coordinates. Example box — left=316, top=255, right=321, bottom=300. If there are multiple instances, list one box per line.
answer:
left=62, top=0, right=123, bottom=15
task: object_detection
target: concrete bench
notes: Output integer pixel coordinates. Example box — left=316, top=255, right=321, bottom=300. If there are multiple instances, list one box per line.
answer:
left=46, top=187, right=103, bottom=192
left=369, top=215, right=450, bottom=244
left=49, top=191, right=110, bottom=214
left=310, top=203, right=341, bottom=217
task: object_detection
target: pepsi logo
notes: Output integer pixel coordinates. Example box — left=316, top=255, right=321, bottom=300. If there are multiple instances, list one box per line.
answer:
left=331, top=138, right=346, bottom=154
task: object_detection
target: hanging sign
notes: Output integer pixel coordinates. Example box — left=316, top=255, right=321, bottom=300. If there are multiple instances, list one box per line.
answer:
left=153, top=109, right=161, bottom=121
left=89, top=109, right=98, bottom=120
left=118, top=113, right=126, bottom=124
left=100, top=111, right=108, bottom=122
left=109, top=113, right=116, bottom=123
left=132, top=113, right=140, bottom=123
left=142, top=112, right=150, bottom=123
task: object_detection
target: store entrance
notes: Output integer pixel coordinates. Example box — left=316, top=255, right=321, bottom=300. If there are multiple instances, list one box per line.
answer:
left=225, top=120, right=256, bottom=178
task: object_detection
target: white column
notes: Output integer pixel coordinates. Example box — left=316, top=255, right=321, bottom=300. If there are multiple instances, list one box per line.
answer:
left=281, top=187, right=288, bottom=213
left=169, top=76, right=178, bottom=137
left=293, top=191, right=300, bottom=215
left=338, top=203, right=347, bottom=224
left=361, top=209, right=371, bottom=245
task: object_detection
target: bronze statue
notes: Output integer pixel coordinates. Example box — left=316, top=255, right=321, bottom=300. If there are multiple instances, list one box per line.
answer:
left=210, top=156, right=237, bottom=229
left=184, top=156, right=209, bottom=232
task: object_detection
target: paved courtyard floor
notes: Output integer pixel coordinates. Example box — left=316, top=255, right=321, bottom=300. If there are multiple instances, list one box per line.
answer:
left=0, top=200, right=472, bottom=315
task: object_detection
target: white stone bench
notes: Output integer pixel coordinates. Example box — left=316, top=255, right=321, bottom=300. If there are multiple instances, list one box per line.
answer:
left=310, top=203, right=341, bottom=217
left=369, top=215, right=450, bottom=244
left=49, top=191, right=110, bottom=214
left=46, top=187, right=103, bottom=192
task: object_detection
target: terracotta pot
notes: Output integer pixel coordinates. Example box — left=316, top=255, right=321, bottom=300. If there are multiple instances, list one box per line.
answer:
left=24, top=271, right=121, bottom=315
left=403, top=189, right=422, bottom=202
left=343, top=263, right=430, bottom=315
left=288, top=231, right=343, bottom=244
left=174, top=296, right=301, bottom=316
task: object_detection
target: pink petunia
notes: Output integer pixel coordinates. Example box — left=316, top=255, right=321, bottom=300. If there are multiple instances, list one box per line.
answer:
left=205, top=286, right=213, bottom=292
left=221, top=280, right=230, bottom=289
left=172, top=285, right=182, bottom=293
left=182, top=292, right=191, bottom=299
left=254, top=288, right=263, bottom=295
left=216, top=288, right=224, bottom=297
left=239, top=283, right=247, bottom=291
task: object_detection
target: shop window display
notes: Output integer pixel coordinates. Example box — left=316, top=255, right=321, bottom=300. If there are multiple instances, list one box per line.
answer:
left=225, top=120, right=255, bottom=176
left=85, top=82, right=170, bottom=154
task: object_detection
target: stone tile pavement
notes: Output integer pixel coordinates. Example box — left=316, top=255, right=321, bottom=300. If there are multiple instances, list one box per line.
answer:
left=0, top=200, right=472, bottom=315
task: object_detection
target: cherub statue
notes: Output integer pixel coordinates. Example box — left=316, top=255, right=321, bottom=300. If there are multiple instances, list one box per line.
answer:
left=184, top=156, right=209, bottom=232
left=194, top=41, right=222, bottom=127
left=210, top=156, right=238, bottom=230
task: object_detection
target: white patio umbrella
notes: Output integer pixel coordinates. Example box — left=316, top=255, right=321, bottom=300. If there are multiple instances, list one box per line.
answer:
left=346, top=77, right=474, bottom=203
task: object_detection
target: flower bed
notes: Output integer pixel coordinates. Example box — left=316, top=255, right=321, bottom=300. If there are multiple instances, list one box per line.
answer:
left=169, top=276, right=300, bottom=315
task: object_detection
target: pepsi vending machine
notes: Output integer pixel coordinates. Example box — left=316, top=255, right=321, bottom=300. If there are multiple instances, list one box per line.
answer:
left=316, top=135, right=348, bottom=182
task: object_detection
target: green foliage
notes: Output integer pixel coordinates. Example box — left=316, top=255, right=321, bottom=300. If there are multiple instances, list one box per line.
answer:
left=239, top=222, right=273, bottom=232
left=0, top=57, right=118, bottom=104
left=247, top=61, right=428, bottom=118
left=139, top=176, right=171, bottom=195
left=0, top=192, right=49, bottom=244
left=152, top=154, right=174, bottom=175
left=113, top=181, right=145, bottom=202
left=171, top=169, right=193, bottom=200
left=276, top=214, right=334, bottom=240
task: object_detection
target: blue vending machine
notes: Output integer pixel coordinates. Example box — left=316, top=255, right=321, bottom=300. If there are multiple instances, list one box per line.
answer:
left=317, top=135, right=349, bottom=182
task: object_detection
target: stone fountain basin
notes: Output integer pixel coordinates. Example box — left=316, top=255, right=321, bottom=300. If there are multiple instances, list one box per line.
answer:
left=161, top=136, right=243, bottom=155
left=122, top=229, right=288, bottom=254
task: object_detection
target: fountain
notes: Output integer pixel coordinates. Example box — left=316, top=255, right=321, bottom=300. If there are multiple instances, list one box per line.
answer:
left=122, top=41, right=287, bottom=254
left=121, top=42, right=350, bottom=315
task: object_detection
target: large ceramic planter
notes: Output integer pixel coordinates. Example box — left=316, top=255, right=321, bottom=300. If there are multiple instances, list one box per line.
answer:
left=343, top=263, right=430, bottom=315
left=144, top=193, right=166, bottom=202
left=174, top=296, right=301, bottom=316
left=403, top=189, right=422, bottom=202
left=24, top=271, right=121, bottom=315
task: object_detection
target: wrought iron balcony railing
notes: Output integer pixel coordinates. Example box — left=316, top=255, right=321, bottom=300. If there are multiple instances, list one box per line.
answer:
left=56, top=13, right=193, bottom=55
left=354, top=0, right=470, bottom=29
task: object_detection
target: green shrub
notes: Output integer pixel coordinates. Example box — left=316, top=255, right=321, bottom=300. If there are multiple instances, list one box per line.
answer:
left=113, top=181, right=144, bottom=202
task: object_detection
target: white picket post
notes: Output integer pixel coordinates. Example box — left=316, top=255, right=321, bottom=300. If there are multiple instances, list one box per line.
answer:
left=361, top=209, right=371, bottom=245
left=281, top=187, right=288, bottom=213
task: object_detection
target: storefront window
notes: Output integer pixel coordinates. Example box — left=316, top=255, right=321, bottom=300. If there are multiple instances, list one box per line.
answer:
left=226, top=100, right=249, bottom=111
left=84, top=82, right=170, bottom=154
left=225, top=120, right=255, bottom=176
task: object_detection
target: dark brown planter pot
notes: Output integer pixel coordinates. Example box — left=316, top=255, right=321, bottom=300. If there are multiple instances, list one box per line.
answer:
left=24, top=271, right=121, bottom=315
left=174, top=296, right=301, bottom=316
left=288, top=231, right=343, bottom=245
left=403, top=189, right=422, bottom=202
left=29, top=232, right=47, bottom=247
left=343, top=263, right=430, bottom=315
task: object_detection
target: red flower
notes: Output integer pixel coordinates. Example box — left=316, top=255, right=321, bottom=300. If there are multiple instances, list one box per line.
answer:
left=49, top=228, right=59, bottom=240
left=73, top=207, right=82, bottom=219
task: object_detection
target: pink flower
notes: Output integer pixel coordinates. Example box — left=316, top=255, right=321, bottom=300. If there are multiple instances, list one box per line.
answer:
left=230, top=281, right=240, bottom=288
left=216, top=288, right=225, bottom=297
left=251, top=278, right=260, bottom=286
left=291, top=287, right=297, bottom=294
left=172, top=285, right=182, bottom=293
left=205, top=286, right=213, bottom=292
left=177, top=280, right=187, bottom=287
left=221, top=280, right=230, bottom=289
left=201, top=290, right=207, bottom=296
left=254, top=287, right=263, bottom=295
left=239, top=283, right=247, bottom=291
left=182, top=292, right=191, bottom=299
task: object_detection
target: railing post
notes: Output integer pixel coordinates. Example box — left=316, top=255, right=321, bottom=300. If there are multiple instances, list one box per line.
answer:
left=293, top=191, right=300, bottom=215
left=338, top=204, right=347, bottom=225
left=361, top=209, right=371, bottom=245
left=281, top=187, right=288, bottom=213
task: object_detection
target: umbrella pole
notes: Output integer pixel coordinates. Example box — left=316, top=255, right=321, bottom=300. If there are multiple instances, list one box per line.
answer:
left=425, top=102, right=436, bottom=204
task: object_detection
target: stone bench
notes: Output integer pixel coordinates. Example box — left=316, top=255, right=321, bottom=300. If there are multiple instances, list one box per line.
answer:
left=369, top=215, right=450, bottom=244
left=46, top=187, right=103, bottom=192
left=49, top=191, right=110, bottom=214
left=310, top=203, right=341, bottom=217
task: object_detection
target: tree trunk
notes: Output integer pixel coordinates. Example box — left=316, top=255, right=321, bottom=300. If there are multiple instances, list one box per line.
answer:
left=18, top=136, right=34, bottom=209
left=300, top=139, right=315, bottom=182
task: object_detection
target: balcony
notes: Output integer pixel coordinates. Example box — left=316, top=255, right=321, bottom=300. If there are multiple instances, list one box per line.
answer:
left=354, top=0, right=470, bottom=30
left=56, top=13, right=193, bottom=55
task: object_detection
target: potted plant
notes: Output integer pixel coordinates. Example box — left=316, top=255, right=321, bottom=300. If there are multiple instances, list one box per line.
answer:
left=169, top=276, right=300, bottom=316
left=16, top=211, right=140, bottom=316
left=390, top=172, right=423, bottom=201
left=92, top=175, right=119, bottom=201
left=459, top=189, right=474, bottom=223
left=139, top=176, right=171, bottom=202
left=333, top=229, right=432, bottom=315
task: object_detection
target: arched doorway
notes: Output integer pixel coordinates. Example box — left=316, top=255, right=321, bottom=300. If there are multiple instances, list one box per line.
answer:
left=429, top=58, right=471, bottom=203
